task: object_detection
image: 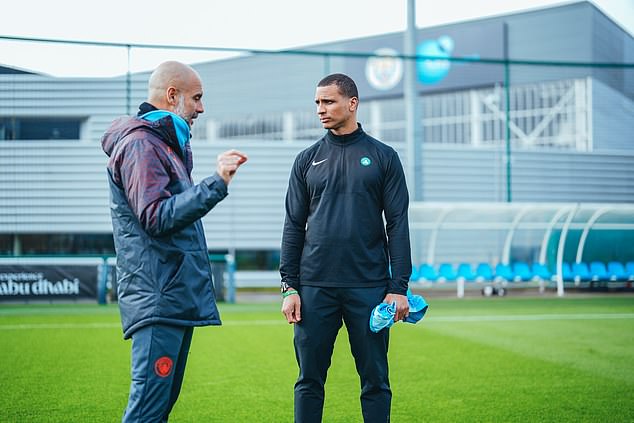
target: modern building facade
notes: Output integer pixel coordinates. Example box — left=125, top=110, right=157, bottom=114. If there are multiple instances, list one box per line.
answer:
left=0, top=1, right=632, bottom=276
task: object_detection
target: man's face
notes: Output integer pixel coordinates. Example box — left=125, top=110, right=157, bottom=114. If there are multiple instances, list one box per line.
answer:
left=315, top=84, right=356, bottom=133
left=174, top=76, right=204, bottom=127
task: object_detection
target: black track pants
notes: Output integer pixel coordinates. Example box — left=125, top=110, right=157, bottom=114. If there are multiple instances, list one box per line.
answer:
left=293, top=286, right=391, bottom=423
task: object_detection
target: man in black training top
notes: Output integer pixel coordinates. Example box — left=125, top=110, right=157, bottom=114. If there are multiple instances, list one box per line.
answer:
left=280, top=73, right=412, bottom=423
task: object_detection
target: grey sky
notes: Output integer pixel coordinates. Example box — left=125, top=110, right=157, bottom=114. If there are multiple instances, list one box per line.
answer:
left=1, top=0, right=632, bottom=76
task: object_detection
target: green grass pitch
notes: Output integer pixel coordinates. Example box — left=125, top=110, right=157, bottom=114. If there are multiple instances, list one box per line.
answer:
left=1, top=294, right=633, bottom=422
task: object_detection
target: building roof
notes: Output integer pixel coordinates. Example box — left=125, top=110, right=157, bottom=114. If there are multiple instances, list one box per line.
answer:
left=0, top=64, right=38, bottom=75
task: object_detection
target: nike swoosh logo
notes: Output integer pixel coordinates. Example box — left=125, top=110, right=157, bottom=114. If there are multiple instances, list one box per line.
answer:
left=312, top=159, right=328, bottom=166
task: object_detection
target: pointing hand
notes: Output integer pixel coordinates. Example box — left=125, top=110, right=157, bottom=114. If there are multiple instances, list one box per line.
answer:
left=216, top=149, right=248, bottom=185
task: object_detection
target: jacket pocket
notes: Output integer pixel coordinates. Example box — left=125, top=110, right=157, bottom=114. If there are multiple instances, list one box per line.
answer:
left=159, top=252, right=186, bottom=294
left=158, top=252, right=212, bottom=321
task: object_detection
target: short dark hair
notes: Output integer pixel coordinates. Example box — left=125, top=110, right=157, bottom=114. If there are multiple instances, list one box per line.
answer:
left=317, top=73, right=359, bottom=100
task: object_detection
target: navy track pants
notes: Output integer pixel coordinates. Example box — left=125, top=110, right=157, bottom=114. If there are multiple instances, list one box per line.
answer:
left=293, top=286, right=391, bottom=423
left=122, top=324, right=194, bottom=423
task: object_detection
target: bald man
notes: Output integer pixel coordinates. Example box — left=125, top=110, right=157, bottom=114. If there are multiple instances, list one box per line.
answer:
left=102, top=61, right=247, bottom=422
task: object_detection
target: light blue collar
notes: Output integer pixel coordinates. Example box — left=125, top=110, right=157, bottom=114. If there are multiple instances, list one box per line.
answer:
left=140, top=110, right=190, bottom=151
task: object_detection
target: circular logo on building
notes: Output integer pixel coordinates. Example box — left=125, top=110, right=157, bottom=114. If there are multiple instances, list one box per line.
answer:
left=365, top=48, right=403, bottom=91
left=416, top=35, right=454, bottom=84
left=154, top=356, right=173, bottom=378
left=360, top=157, right=372, bottom=166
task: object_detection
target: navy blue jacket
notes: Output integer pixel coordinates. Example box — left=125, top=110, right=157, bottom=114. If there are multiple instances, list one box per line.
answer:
left=102, top=103, right=225, bottom=339
left=280, top=124, right=412, bottom=295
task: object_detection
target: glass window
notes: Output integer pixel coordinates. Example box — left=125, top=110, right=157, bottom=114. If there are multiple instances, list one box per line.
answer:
left=235, top=250, right=280, bottom=271
left=0, top=235, right=13, bottom=255
left=17, top=234, right=115, bottom=255
left=0, top=118, right=81, bottom=140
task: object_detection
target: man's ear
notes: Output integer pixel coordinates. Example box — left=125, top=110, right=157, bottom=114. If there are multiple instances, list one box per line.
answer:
left=166, top=86, right=178, bottom=106
left=349, top=96, right=359, bottom=112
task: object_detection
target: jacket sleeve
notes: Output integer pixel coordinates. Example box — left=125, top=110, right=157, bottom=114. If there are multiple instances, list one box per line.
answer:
left=279, top=155, right=309, bottom=290
left=383, top=150, right=412, bottom=295
left=116, top=137, right=228, bottom=237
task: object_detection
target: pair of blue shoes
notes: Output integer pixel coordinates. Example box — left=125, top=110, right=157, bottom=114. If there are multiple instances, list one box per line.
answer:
left=369, top=289, right=428, bottom=333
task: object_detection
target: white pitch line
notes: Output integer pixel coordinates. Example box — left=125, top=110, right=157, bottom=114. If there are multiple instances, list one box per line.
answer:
left=0, top=320, right=287, bottom=330
left=0, top=322, right=121, bottom=330
left=0, top=314, right=633, bottom=330
left=424, top=313, right=634, bottom=323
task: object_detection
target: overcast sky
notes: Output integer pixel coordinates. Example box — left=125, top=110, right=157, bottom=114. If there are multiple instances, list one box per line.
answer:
left=1, top=0, right=632, bottom=77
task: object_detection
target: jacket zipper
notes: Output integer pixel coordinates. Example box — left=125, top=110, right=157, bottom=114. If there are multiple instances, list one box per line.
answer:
left=340, top=144, right=346, bottom=192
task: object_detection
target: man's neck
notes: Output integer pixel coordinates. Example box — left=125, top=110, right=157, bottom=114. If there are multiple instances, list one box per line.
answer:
left=330, top=121, right=358, bottom=136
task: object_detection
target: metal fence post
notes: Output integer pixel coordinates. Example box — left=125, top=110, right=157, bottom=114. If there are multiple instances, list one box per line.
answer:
left=225, top=253, right=236, bottom=304
left=97, top=256, right=108, bottom=305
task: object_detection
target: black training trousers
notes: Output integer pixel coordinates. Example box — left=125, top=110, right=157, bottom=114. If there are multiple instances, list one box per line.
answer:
left=293, top=285, right=391, bottom=423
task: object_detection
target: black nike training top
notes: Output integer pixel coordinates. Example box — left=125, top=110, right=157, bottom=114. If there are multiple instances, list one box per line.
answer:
left=280, top=124, right=412, bottom=295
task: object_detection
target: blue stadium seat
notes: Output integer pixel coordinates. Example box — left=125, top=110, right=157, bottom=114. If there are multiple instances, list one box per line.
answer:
left=494, top=263, right=514, bottom=282
left=419, top=264, right=438, bottom=282
left=626, top=262, right=634, bottom=281
left=532, top=263, right=554, bottom=281
left=512, top=262, right=533, bottom=282
left=607, top=261, right=627, bottom=281
left=456, top=263, right=477, bottom=282
left=410, top=265, right=420, bottom=282
left=475, top=263, right=494, bottom=282
left=438, top=263, right=458, bottom=282
left=589, top=261, right=609, bottom=281
left=572, top=262, right=591, bottom=283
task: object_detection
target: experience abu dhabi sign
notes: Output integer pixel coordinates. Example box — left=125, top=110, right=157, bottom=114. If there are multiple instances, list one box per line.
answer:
left=0, top=264, right=98, bottom=301
left=346, top=21, right=505, bottom=98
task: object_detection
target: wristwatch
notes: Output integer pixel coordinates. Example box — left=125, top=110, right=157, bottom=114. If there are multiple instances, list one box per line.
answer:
left=280, top=281, right=295, bottom=294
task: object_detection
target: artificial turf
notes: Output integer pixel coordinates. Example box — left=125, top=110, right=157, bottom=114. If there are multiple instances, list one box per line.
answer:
left=1, top=295, right=633, bottom=422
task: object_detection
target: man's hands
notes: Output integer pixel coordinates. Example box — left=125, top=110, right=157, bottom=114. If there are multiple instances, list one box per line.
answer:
left=281, top=293, right=302, bottom=324
left=216, top=149, right=248, bottom=185
left=384, top=293, right=409, bottom=322
left=282, top=292, right=407, bottom=324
